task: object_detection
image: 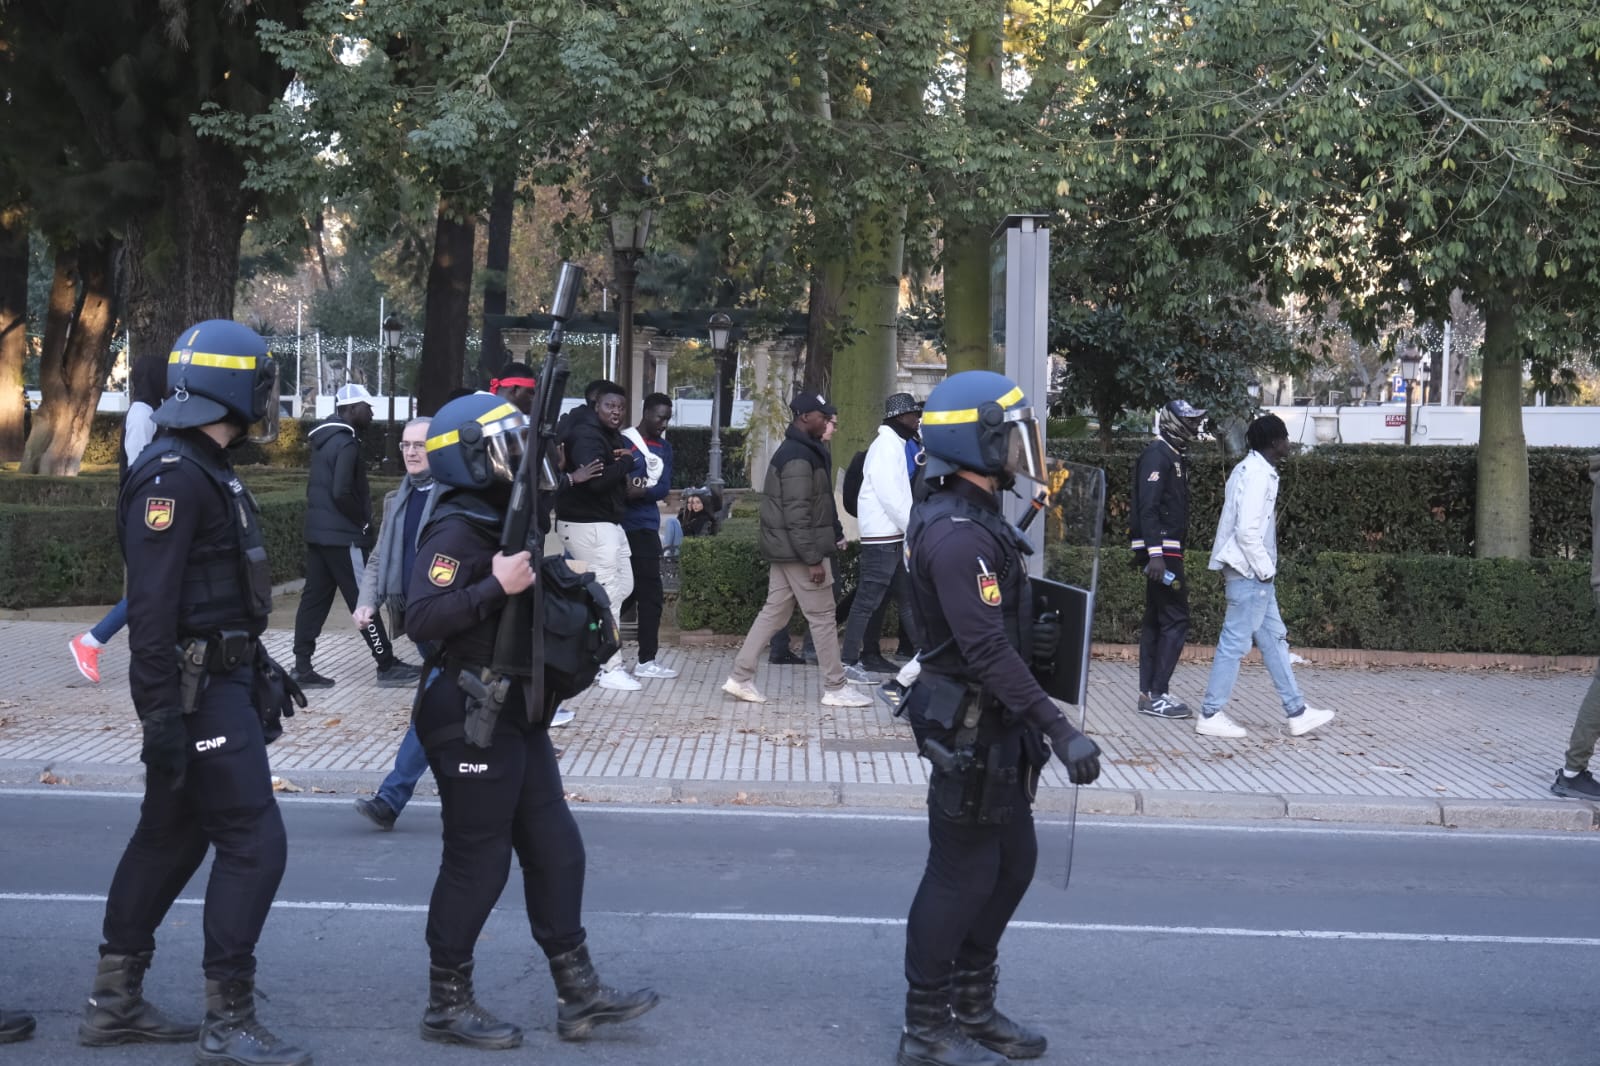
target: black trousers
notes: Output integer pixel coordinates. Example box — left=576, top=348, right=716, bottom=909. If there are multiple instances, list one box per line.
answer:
left=622, top=528, right=665, bottom=664
left=904, top=765, right=1037, bottom=990
left=1138, top=556, right=1189, bottom=695
left=293, top=542, right=394, bottom=670
left=100, top=671, right=286, bottom=980
left=419, top=674, right=587, bottom=969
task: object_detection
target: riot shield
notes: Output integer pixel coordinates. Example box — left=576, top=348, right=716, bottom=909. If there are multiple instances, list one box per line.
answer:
left=1029, top=457, right=1106, bottom=891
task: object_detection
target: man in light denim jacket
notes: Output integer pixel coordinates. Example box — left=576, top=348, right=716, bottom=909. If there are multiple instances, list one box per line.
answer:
left=1195, top=414, right=1336, bottom=739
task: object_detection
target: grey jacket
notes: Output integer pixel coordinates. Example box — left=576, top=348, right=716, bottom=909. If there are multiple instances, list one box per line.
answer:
left=358, top=478, right=439, bottom=619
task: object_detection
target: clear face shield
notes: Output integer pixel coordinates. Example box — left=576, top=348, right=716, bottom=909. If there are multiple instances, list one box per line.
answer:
left=480, top=407, right=530, bottom=483
left=247, top=358, right=281, bottom=444
left=1000, top=405, right=1048, bottom=486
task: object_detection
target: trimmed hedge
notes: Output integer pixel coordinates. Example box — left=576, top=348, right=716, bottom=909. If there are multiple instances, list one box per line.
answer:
left=1051, top=441, right=1593, bottom=560
left=677, top=512, right=1600, bottom=656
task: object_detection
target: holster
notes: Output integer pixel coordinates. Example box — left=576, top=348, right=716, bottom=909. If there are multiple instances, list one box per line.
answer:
left=176, top=630, right=257, bottom=715
left=455, top=666, right=510, bottom=749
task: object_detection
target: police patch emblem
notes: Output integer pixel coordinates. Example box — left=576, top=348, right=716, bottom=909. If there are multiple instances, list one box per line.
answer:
left=1146, top=471, right=1160, bottom=481
left=144, top=497, right=175, bottom=531
left=428, top=554, right=460, bottom=587
left=976, top=557, right=1001, bottom=606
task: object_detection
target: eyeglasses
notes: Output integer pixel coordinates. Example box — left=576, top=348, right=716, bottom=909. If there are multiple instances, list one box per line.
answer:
left=399, top=442, right=428, bottom=453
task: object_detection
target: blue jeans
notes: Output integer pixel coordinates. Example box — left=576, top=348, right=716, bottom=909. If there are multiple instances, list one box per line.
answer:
left=1200, top=575, right=1304, bottom=718
left=376, top=659, right=439, bottom=813
left=91, top=599, right=129, bottom=644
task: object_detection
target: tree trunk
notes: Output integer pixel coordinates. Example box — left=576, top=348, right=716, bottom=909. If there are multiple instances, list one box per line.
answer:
left=415, top=197, right=476, bottom=415
left=1474, top=299, right=1529, bottom=559
left=0, top=207, right=27, bottom=462
left=830, top=203, right=908, bottom=467
left=22, top=241, right=116, bottom=475
left=803, top=253, right=846, bottom=392
left=123, top=137, right=249, bottom=364
left=942, top=222, right=992, bottom=374
left=478, top=176, right=516, bottom=387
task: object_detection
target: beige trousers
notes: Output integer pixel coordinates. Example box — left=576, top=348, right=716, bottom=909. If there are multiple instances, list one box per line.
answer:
left=731, top=561, right=846, bottom=690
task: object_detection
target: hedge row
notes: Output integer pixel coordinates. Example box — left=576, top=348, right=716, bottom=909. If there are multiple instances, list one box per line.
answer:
left=677, top=517, right=1600, bottom=656
left=1050, top=441, right=1594, bottom=560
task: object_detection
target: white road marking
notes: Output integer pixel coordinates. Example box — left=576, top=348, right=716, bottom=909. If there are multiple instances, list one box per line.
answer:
left=1, top=893, right=1596, bottom=948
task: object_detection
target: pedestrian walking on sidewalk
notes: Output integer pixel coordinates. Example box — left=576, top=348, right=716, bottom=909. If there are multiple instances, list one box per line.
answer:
left=1194, top=414, right=1334, bottom=740
left=621, top=393, right=679, bottom=680
left=1130, top=399, right=1206, bottom=720
left=402, top=393, right=658, bottom=1049
left=724, top=393, right=870, bottom=709
left=352, top=417, right=438, bottom=831
left=292, top=383, right=421, bottom=690
left=1551, top=453, right=1600, bottom=800
left=81, top=320, right=310, bottom=1065
left=897, top=371, right=1101, bottom=1066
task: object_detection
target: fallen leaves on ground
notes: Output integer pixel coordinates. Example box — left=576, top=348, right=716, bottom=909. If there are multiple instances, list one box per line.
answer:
left=271, top=776, right=303, bottom=793
left=39, top=769, right=66, bottom=785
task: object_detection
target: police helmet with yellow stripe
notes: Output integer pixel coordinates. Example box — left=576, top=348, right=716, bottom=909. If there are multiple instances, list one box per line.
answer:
left=425, top=392, right=529, bottom=490
left=920, top=370, right=1047, bottom=486
left=154, top=320, right=279, bottom=438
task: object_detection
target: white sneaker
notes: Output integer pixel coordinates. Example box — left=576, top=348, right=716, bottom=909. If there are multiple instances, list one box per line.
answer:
left=721, top=677, right=766, bottom=703
left=550, top=707, right=576, bottom=727
left=1287, top=706, right=1336, bottom=736
left=1196, top=711, right=1248, bottom=739
left=634, top=660, right=679, bottom=679
left=822, top=686, right=872, bottom=708
left=597, top=668, right=641, bottom=691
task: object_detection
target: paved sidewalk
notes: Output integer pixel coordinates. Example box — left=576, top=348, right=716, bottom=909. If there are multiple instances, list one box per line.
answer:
left=3, top=619, right=1597, bottom=831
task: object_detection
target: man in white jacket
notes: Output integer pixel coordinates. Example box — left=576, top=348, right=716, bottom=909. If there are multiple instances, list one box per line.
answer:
left=1196, top=413, right=1335, bottom=739
left=840, top=393, right=924, bottom=681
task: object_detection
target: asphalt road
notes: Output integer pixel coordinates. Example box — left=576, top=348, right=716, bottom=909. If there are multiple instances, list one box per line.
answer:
left=1, top=789, right=1597, bottom=1065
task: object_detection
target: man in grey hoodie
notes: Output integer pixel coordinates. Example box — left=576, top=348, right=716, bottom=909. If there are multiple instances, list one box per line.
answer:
left=292, top=384, right=420, bottom=688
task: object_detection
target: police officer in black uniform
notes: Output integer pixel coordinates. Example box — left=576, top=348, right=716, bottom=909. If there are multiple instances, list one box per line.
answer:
left=403, top=392, right=658, bottom=1050
left=80, top=320, right=310, bottom=1066
left=898, top=371, right=1102, bottom=1066
left=1130, top=398, right=1206, bottom=720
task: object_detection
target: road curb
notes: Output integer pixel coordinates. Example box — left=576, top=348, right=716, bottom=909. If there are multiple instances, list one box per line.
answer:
left=3, top=760, right=1595, bottom=831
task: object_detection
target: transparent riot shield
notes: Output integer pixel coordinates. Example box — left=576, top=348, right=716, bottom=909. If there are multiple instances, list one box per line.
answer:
left=1028, top=457, right=1106, bottom=891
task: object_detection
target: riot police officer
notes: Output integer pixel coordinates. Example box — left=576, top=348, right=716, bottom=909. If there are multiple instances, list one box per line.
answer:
left=81, top=320, right=309, bottom=1066
left=898, top=371, right=1102, bottom=1066
left=404, top=392, right=658, bottom=1050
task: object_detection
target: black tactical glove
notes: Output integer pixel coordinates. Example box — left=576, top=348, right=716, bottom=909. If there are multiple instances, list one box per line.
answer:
left=141, top=710, right=188, bottom=786
left=1031, top=612, right=1060, bottom=672
left=1045, top=718, right=1101, bottom=786
left=253, top=651, right=306, bottom=745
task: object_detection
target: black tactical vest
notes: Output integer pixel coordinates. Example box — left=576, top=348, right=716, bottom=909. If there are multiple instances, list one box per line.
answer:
left=425, top=491, right=534, bottom=676
left=118, top=435, right=273, bottom=637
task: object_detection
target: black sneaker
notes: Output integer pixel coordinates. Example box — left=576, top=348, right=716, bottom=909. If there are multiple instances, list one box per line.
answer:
left=292, top=668, right=335, bottom=689
left=354, top=796, right=398, bottom=830
left=768, top=649, right=805, bottom=665
left=859, top=653, right=902, bottom=674
left=1550, top=769, right=1600, bottom=800
left=376, top=661, right=422, bottom=687
left=1139, top=693, right=1192, bottom=719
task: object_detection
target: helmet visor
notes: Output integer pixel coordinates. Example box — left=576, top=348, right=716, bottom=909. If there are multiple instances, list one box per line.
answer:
left=481, top=408, right=529, bottom=483
left=247, top=359, right=281, bottom=444
left=1001, top=406, right=1047, bottom=485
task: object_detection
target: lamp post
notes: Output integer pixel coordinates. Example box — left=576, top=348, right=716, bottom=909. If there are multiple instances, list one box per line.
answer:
left=1347, top=374, right=1367, bottom=405
left=607, top=192, right=654, bottom=422
left=706, top=312, right=733, bottom=495
left=1399, top=348, right=1421, bottom=446
left=381, top=314, right=403, bottom=470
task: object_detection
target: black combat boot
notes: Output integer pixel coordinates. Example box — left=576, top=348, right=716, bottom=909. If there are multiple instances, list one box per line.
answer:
left=897, top=984, right=1007, bottom=1066
left=79, top=952, right=200, bottom=1046
left=951, top=966, right=1047, bottom=1059
left=547, top=944, right=660, bottom=1041
left=420, top=963, right=522, bottom=1050
left=197, top=977, right=311, bottom=1066
left=0, top=1011, right=35, bottom=1044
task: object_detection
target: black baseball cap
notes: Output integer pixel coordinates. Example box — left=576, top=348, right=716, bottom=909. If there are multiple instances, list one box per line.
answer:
left=790, top=391, right=837, bottom=418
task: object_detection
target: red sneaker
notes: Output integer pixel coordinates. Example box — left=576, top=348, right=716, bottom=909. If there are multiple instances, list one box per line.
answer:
left=69, top=634, right=101, bottom=684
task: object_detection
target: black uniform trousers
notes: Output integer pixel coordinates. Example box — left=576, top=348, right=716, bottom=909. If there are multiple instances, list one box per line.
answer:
left=100, top=671, right=286, bottom=980
left=1138, top=556, right=1189, bottom=695
left=418, top=673, right=587, bottom=970
left=622, top=527, right=665, bottom=664
left=292, top=542, right=395, bottom=670
left=904, top=748, right=1038, bottom=989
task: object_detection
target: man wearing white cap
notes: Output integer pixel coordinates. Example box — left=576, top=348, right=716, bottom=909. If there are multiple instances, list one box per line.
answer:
left=291, top=384, right=420, bottom=689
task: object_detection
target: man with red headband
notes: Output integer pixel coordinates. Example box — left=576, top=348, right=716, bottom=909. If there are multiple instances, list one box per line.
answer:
left=490, top=362, right=538, bottom=416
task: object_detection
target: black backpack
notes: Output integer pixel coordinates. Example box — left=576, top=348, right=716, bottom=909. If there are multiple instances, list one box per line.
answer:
left=841, top=448, right=868, bottom=518
left=540, top=555, right=621, bottom=703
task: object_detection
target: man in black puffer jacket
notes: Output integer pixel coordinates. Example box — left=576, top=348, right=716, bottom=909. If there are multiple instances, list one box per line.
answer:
left=292, top=384, right=420, bottom=689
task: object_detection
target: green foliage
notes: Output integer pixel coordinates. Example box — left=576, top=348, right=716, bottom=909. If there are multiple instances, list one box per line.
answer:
left=665, top=428, right=750, bottom=490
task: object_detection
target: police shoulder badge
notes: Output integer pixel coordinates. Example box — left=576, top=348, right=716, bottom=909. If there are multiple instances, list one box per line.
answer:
left=976, top=557, right=1001, bottom=607
left=429, top=554, right=460, bottom=587
left=144, top=497, right=175, bottom=531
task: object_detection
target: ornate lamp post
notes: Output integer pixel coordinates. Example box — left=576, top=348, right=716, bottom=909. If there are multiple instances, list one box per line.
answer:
left=1347, top=374, right=1367, bottom=405
left=706, top=312, right=733, bottom=494
left=381, top=314, right=403, bottom=470
left=607, top=191, right=654, bottom=421
left=1399, top=348, right=1421, bottom=445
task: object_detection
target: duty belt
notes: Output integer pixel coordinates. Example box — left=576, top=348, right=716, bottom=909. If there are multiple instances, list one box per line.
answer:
left=176, top=630, right=258, bottom=714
